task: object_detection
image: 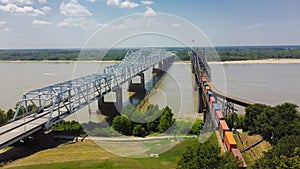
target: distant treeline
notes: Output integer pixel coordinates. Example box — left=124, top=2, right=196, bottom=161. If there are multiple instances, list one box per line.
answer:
left=1, top=46, right=300, bottom=61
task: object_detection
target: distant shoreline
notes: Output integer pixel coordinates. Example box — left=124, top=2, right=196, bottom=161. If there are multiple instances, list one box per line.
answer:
left=1, top=59, right=300, bottom=64
left=209, top=58, right=300, bottom=64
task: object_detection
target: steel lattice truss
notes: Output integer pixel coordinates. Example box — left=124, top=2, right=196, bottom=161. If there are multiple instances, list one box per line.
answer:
left=12, top=48, right=175, bottom=128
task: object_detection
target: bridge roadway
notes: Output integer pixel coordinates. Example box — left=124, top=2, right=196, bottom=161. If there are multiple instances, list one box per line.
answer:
left=0, top=49, right=175, bottom=150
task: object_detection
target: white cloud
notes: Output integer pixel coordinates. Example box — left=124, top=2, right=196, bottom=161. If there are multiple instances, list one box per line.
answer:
left=86, top=0, right=96, bottom=2
left=107, top=0, right=138, bottom=8
left=143, top=6, right=156, bottom=16
left=106, top=0, right=120, bottom=6
left=38, top=0, right=46, bottom=4
left=3, top=27, right=10, bottom=32
left=0, top=20, right=6, bottom=27
left=0, top=19, right=10, bottom=32
left=32, top=19, right=51, bottom=25
left=171, top=23, right=181, bottom=27
left=0, top=0, right=33, bottom=5
left=141, top=0, right=153, bottom=5
left=0, top=3, right=45, bottom=16
left=58, top=17, right=100, bottom=29
left=120, top=0, right=139, bottom=8
left=60, top=0, right=92, bottom=17
left=42, top=6, right=50, bottom=12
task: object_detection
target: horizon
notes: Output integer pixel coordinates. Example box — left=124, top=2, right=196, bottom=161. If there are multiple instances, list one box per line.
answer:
left=1, top=44, right=300, bottom=50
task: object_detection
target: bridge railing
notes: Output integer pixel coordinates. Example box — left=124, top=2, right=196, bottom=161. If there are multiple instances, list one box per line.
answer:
left=104, top=48, right=175, bottom=88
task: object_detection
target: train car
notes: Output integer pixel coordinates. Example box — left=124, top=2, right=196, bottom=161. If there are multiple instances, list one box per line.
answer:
left=224, top=131, right=237, bottom=152
left=215, top=110, right=224, bottom=120
left=212, top=103, right=220, bottom=112
left=231, top=148, right=247, bottom=168
left=209, top=96, right=216, bottom=109
left=201, top=76, right=206, bottom=83
left=207, top=90, right=213, bottom=97
left=205, top=86, right=210, bottom=93
left=219, top=120, right=230, bottom=139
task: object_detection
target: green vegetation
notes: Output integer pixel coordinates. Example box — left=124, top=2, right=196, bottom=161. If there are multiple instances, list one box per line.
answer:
left=1, top=46, right=300, bottom=61
left=207, top=46, right=300, bottom=61
left=51, top=120, right=86, bottom=136
left=253, top=135, right=300, bottom=169
left=0, top=103, right=37, bottom=126
left=225, top=103, right=300, bottom=168
left=4, top=133, right=219, bottom=169
left=0, top=49, right=127, bottom=61
left=176, top=132, right=241, bottom=169
left=234, top=132, right=272, bottom=166
left=244, top=103, right=300, bottom=144
left=224, top=112, right=246, bottom=129
left=112, top=104, right=176, bottom=137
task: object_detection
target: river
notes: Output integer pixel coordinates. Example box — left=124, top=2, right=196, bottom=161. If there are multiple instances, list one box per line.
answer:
left=0, top=61, right=299, bottom=118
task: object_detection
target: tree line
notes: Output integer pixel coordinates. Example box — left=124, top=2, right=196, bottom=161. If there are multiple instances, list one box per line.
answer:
left=2, top=46, right=300, bottom=61
left=0, top=103, right=37, bottom=126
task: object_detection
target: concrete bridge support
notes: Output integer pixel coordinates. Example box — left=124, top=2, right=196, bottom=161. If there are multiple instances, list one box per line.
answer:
left=128, top=73, right=146, bottom=92
left=152, top=56, right=175, bottom=73
left=98, top=87, right=123, bottom=117
left=152, top=62, right=163, bottom=73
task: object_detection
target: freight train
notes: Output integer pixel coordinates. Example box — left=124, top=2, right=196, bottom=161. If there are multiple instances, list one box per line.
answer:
left=201, top=75, right=247, bottom=168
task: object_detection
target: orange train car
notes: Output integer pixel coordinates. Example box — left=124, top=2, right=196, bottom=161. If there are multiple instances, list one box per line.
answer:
left=219, top=120, right=230, bottom=138
left=205, top=86, right=210, bottom=93
left=224, top=131, right=237, bottom=152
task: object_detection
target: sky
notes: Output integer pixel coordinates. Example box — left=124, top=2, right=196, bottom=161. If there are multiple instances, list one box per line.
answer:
left=0, top=0, right=300, bottom=49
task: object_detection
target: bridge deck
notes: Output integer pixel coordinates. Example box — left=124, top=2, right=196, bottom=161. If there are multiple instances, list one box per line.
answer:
left=209, top=83, right=256, bottom=107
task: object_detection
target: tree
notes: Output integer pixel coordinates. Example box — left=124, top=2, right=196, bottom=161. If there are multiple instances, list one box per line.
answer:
left=132, top=124, right=147, bottom=137
left=189, top=119, right=203, bottom=135
left=112, top=115, right=132, bottom=135
left=244, top=103, right=300, bottom=144
left=177, top=142, right=241, bottom=169
left=158, top=106, right=175, bottom=133
left=245, top=104, right=270, bottom=133
left=0, top=109, right=7, bottom=125
left=253, top=135, right=300, bottom=169
left=6, top=109, right=14, bottom=120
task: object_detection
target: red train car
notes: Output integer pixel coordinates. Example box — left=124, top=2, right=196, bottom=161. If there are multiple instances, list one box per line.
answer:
left=232, top=148, right=247, bottom=168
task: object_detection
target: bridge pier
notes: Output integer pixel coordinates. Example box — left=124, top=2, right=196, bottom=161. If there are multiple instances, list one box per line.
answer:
left=152, top=56, right=174, bottom=73
left=98, top=87, right=123, bottom=117
left=128, top=73, right=146, bottom=92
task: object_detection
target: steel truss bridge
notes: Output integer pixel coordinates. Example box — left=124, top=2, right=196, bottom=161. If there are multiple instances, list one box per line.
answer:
left=190, top=48, right=256, bottom=133
left=0, top=49, right=175, bottom=150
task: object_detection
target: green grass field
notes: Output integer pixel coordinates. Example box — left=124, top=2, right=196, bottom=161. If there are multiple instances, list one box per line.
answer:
left=3, top=134, right=218, bottom=169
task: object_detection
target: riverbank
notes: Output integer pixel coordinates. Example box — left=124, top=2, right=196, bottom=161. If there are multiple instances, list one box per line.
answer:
left=1, top=58, right=300, bottom=64
left=209, top=58, right=300, bottom=64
